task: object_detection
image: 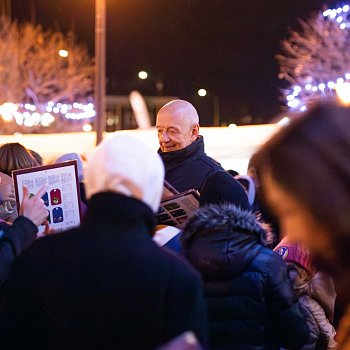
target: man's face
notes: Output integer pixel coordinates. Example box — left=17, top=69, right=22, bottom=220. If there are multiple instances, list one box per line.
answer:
left=156, top=111, right=198, bottom=152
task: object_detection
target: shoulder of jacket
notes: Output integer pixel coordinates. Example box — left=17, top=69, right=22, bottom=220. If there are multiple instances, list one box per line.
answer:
left=250, top=247, right=287, bottom=276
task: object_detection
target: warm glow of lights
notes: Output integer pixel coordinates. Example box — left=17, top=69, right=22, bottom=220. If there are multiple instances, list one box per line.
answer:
left=0, top=101, right=95, bottom=127
left=83, top=123, right=93, bottom=132
left=198, top=89, right=207, bottom=97
left=336, top=82, right=350, bottom=104
left=138, top=71, right=148, bottom=80
left=0, top=102, right=17, bottom=122
left=277, top=117, right=290, bottom=126
left=59, top=49, right=69, bottom=58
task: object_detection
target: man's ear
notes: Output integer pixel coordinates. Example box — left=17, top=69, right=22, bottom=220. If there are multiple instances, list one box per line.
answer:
left=190, top=124, right=200, bottom=141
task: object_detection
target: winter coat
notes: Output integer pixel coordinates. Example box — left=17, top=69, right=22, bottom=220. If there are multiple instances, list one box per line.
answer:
left=298, top=295, right=337, bottom=350
left=181, top=204, right=309, bottom=350
left=287, top=270, right=337, bottom=350
left=0, top=193, right=208, bottom=350
left=158, top=136, right=223, bottom=193
left=0, top=216, right=38, bottom=287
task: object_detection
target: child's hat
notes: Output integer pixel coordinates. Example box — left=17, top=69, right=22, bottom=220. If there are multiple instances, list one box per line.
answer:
left=274, top=237, right=313, bottom=273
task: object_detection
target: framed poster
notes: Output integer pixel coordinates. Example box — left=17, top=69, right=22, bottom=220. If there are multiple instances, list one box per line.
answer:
left=13, top=160, right=82, bottom=236
left=162, top=180, right=180, bottom=200
left=157, top=189, right=200, bottom=228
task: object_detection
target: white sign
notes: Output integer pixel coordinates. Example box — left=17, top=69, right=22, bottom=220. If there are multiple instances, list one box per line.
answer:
left=13, top=160, right=82, bottom=236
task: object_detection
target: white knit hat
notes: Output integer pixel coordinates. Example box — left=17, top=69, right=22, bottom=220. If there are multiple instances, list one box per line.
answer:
left=85, top=134, right=165, bottom=213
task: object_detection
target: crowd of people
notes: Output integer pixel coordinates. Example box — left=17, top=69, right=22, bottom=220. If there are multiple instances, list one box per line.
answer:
left=0, top=99, right=349, bottom=350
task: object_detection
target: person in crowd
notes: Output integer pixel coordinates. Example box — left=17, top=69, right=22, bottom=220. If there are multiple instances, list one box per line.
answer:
left=30, top=149, right=44, bottom=166
left=181, top=170, right=309, bottom=350
left=0, top=172, right=16, bottom=222
left=156, top=99, right=223, bottom=192
left=0, top=186, right=48, bottom=287
left=235, top=155, right=280, bottom=246
left=274, top=238, right=337, bottom=350
left=0, top=143, right=39, bottom=222
left=0, top=142, right=39, bottom=177
left=0, top=171, right=15, bottom=206
left=0, top=135, right=208, bottom=349
left=252, top=102, right=350, bottom=349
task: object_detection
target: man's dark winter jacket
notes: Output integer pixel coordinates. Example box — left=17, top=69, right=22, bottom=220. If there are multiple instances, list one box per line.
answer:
left=0, top=216, right=38, bottom=287
left=0, top=193, right=208, bottom=350
left=181, top=204, right=309, bottom=350
left=158, top=136, right=223, bottom=192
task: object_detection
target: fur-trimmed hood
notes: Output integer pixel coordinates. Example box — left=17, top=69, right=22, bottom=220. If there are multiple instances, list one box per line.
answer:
left=181, top=204, right=268, bottom=281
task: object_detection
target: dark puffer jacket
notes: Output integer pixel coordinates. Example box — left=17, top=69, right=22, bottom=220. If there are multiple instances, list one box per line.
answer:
left=181, top=204, right=309, bottom=350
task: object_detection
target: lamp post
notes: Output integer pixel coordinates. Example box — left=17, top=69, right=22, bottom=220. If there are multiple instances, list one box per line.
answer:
left=95, top=0, right=106, bottom=145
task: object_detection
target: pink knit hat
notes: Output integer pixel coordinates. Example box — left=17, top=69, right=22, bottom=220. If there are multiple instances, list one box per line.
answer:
left=274, top=237, right=313, bottom=273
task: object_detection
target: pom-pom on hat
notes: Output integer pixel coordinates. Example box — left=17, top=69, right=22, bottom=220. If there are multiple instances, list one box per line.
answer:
left=274, top=237, right=313, bottom=273
left=85, top=134, right=165, bottom=213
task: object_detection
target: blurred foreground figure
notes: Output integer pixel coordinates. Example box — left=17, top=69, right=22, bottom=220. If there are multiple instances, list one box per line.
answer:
left=253, top=103, right=350, bottom=350
left=0, top=135, right=208, bottom=349
left=156, top=100, right=223, bottom=192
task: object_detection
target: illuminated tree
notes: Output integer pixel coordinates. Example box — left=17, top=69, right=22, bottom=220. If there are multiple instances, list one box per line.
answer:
left=0, top=16, right=95, bottom=133
left=276, top=4, right=350, bottom=112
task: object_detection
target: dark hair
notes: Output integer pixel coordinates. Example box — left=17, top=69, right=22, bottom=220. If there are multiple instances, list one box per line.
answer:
left=254, top=102, right=350, bottom=265
left=29, top=149, right=43, bottom=166
left=0, top=143, right=39, bottom=176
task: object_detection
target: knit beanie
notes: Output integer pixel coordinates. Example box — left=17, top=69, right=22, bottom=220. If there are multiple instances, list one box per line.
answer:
left=274, top=237, right=313, bottom=273
left=85, top=134, right=165, bottom=213
left=55, top=152, right=84, bottom=183
left=199, top=171, right=250, bottom=210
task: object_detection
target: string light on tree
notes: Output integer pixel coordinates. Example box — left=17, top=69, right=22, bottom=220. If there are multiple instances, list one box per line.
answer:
left=277, top=3, right=350, bottom=112
left=0, top=101, right=96, bottom=128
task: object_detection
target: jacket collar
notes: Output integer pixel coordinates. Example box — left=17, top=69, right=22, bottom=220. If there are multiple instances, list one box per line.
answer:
left=158, top=136, right=205, bottom=170
left=182, top=204, right=267, bottom=245
left=181, top=204, right=267, bottom=280
left=84, top=192, right=157, bottom=234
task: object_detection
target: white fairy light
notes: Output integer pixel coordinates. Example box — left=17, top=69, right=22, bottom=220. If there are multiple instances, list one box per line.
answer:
left=0, top=101, right=96, bottom=127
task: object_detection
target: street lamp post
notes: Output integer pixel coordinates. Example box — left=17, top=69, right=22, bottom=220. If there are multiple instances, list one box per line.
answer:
left=95, top=0, right=106, bottom=145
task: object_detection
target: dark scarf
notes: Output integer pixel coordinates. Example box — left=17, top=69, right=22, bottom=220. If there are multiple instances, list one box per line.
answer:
left=158, top=136, right=206, bottom=172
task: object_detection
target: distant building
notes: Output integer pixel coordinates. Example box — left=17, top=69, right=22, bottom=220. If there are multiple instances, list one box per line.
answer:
left=105, top=95, right=178, bottom=131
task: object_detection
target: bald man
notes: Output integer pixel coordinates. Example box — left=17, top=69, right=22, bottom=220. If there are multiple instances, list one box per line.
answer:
left=156, top=100, right=223, bottom=192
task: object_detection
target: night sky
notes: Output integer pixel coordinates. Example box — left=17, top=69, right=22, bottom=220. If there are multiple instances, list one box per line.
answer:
left=12, top=0, right=341, bottom=125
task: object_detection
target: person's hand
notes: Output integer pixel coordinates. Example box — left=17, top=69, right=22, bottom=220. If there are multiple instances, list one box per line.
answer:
left=42, top=220, right=55, bottom=235
left=19, top=186, right=49, bottom=227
